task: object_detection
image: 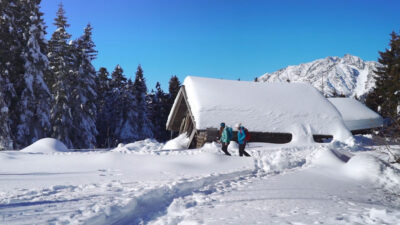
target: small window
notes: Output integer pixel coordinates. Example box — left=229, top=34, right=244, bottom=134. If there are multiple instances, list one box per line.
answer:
left=313, top=135, right=333, bottom=143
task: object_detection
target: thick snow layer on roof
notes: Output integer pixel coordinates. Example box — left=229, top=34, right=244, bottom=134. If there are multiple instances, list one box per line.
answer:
left=183, top=76, right=352, bottom=143
left=328, top=98, right=383, bottom=130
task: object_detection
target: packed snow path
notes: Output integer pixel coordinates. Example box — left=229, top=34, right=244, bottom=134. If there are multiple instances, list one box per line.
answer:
left=1, top=139, right=400, bottom=224
left=150, top=166, right=400, bottom=225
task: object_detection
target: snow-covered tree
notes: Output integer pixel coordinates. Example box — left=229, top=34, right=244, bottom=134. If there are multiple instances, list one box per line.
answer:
left=133, top=65, right=153, bottom=140
left=0, top=0, right=51, bottom=149
left=366, top=31, right=400, bottom=121
left=46, top=3, right=75, bottom=148
left=70, top=24, right=98, bottom=148
left=0, top=0, right=17, bottom=150
left=108, top=65, right=130, bottom=145
left=11, top=0, right=51, bottom=148
left=117, top=79, right=139, bottom=143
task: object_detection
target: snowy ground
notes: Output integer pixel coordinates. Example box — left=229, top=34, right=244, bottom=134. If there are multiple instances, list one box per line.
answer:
left=1, top=137, right=400, bottom=225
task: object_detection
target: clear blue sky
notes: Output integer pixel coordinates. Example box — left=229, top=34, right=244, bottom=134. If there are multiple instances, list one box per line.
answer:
left=40, top=0, right=400, bottom=91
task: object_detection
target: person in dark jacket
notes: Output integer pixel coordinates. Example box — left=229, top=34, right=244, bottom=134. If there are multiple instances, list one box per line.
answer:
left=235, top=123, right=251, bottom=157
left=218, top=122, right=232, bottom=156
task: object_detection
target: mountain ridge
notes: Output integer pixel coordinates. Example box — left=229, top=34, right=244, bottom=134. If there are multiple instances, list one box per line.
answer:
left=258, top=54, right=380, bottom=101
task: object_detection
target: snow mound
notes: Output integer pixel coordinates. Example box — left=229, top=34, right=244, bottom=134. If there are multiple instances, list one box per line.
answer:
left=309, top=147, right=400, bottom=193
left=21, top=138, right=69, bottom=153
left=163, top=134, right=190, bottom=150
left=112, top=139, right=163, bottom=153
left=344, top=154, right=400, bottom=192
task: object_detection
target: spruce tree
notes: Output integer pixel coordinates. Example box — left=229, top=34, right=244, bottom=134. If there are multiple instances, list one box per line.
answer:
left=47, top=3, right=75, bottom=148
left=366, top=31, right=400, bottom=121
left=168, top=75, right=181, bottom=105
left=148, top=82, right=169, bottom=141
left=70, top=24, right=98, bottom=148
left=11, top=0, right=51, bottom=148
left=95, top=67, right=111, bottom=147
left=108, top=65, right=129, bottom=145
left=167, top=75, right=181, bottom=139
left=133, top=65, right=153, bottom=140
left=118, top=79, right=139, bottom=143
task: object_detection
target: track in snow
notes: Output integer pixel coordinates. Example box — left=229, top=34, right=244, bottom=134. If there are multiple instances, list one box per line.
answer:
left=85, top=169, right=258, bottom=225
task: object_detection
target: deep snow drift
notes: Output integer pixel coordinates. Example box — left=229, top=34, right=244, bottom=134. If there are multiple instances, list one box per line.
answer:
left=1, top=137, right=400, bottom=224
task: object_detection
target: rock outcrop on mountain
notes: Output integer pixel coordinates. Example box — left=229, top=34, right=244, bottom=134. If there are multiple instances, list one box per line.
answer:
left=258, top=54, right=380, bottom=101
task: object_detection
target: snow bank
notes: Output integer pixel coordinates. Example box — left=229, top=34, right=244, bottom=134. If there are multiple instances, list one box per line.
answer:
left=112, top=139, right=163, bottom=153
left=344, top=154, right=400, bottom=192
left=163, top=134, right=190, bottom=150
left=328, top=97, right=383, bottom=130
left=308, top=147, right=400, bottom=193
left=181, top=76, right=352, bottom=144
left=20, top=138, right=69, bottom=153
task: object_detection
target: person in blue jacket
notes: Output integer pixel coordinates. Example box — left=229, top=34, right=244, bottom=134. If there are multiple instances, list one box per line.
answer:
left=218, top=122, right=232, bottom=156
left=235, top=123, right=251, bottom=157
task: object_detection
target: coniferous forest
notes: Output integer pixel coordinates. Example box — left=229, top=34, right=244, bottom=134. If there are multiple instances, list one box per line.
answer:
left=0, top=1, right=180, bottom=150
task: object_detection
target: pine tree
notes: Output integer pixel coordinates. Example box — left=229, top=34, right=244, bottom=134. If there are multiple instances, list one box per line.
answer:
left=70, top=24, right=98, bottom=148
left=133, top=65, right=153, bottom=140
left=148, top=82, right=169, bottom=141
left=168, top=75, right=181, bottom=109
left=108, top=65, right=129, bottom=145
left=11, top=0, right=51, bottom=148
left=46, top=3, right=75, bottom=148
left=95, top=67, right=111, bottom=147
left=366, top=31, right=400, bottom=121
left=166, top=75, right=181, bottom=139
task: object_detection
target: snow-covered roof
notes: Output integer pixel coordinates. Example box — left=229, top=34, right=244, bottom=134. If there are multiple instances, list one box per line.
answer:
left=328, top=98, right=383, bottom=131
left=177, top=76, right=352, bottom=143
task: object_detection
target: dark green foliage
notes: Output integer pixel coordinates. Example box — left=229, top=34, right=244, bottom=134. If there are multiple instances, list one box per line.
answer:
left=148, top=82, right=170, bottom=142
left=107, top=65, right=129, bottom=146
left=168, top=75, right=181, bottom=103
left=95, top=67, right=111, bottom=147
left=366, top=30, right=400, bottom=138
left=167, top=75, right=181, bottom=112
left=366, top=31, right=400, bottom=119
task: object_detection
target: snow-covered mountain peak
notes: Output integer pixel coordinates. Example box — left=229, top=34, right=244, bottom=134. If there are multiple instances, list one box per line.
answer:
left=258, top=54, right=380, bottom=100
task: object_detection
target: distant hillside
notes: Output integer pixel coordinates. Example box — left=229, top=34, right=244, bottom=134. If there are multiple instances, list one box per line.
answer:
left=258, top=54, right=380, bottom=101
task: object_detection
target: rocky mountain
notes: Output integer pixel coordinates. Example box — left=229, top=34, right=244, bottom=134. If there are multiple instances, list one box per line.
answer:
left=258, top=54, right=380, bottom=101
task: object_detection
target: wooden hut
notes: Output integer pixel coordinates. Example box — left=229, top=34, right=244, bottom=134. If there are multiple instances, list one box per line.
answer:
left=166, top=76, right=381, bottom=148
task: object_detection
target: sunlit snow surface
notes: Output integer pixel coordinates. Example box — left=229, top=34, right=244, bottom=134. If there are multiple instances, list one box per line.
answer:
left=182, top=76, right=352, bottom=144
left=1, top=137, right=400, bottom=224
